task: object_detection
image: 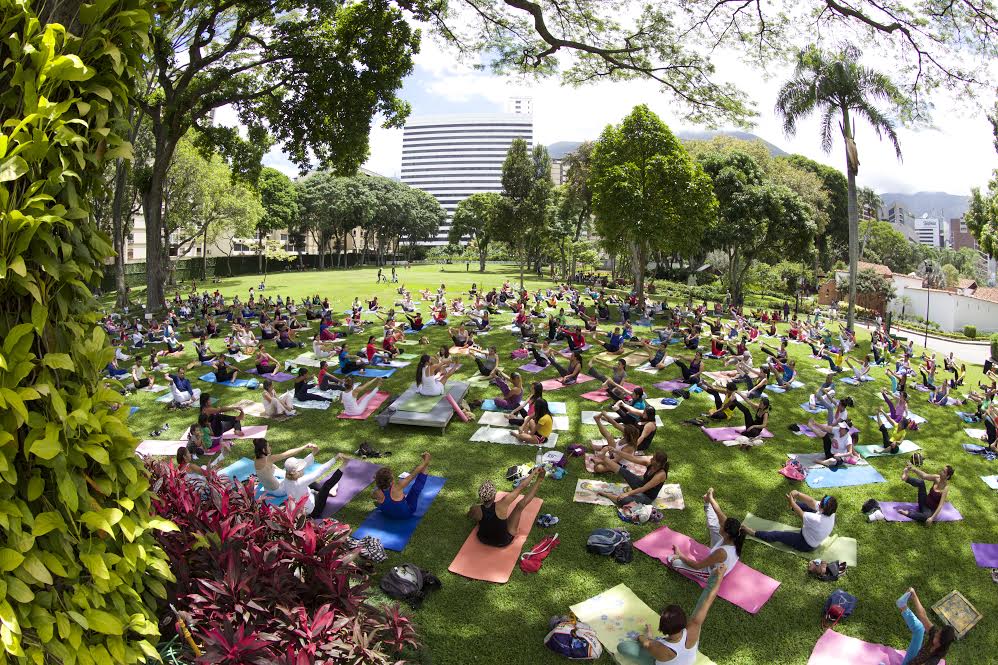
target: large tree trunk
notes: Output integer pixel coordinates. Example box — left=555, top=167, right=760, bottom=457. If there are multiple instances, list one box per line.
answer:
left=142, top=121, right=178, bottom=313
left=842, top=108, right=860, bottom=332
left=479, top=242, right=487, bottom=272
left=630, top=241, right=646, bottom=304
left=202, top=227, right=209, bottom=280
left=110, top=158, right=130, bottom=308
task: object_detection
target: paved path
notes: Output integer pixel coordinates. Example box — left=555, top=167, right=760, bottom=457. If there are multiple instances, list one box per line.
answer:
left=857, top=323, right=991, bottom=365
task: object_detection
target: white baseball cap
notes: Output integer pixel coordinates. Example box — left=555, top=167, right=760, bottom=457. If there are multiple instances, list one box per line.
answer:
left=284, top=457, right=307, bottom=475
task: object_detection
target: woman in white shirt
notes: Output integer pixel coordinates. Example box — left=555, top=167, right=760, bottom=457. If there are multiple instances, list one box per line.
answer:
left=341, top=376, right=384, bottom=416
left=414, top=354, right=461, bottom=397
left=130, top=358, right=154, bottom=390
left=741, top=490, right=837, bottom=552
left=668, top=487, right=742, bottom=581
left=253, top=439, right=319, bottom=492
left=262, top=379, right=297, bottom=418
left=279, top=453, right=348, bottom=518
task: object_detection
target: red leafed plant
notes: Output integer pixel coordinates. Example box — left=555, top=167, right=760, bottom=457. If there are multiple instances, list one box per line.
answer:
left=146, top=460, right=420, bottom=664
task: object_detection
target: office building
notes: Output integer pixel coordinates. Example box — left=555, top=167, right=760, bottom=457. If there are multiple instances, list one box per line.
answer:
left=951, top=216, right=979, bottom=251
left=400, top=100, right=534, bottom=245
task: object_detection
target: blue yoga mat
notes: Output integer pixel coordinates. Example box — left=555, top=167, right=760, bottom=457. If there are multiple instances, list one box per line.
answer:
left=128, top=406, right=139, bottom=416
left=199, top=373, right=255, bottom=388
left=333, top=367, right=396, bottom=378
left=548, top=402, right=567, bottom=415
left=352, top=475, right=446, bottom=551
left=800, top=403, right=827, bottom=414
left=481, top=399, right=508, bottom=412
left=806, top=464, right=886, bottom=489
left=219, top=456, right=326, bottom=484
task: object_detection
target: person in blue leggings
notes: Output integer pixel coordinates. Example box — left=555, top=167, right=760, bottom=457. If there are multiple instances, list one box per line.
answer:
left=373, top=453, right=432, bottom=519
left=894, top=587, right=954, bottom=664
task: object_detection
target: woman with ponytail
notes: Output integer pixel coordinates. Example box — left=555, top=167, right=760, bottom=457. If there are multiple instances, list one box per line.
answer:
left=415, top=353, right=461, bottom=397
left=593, top=450, right=669, bottom=505
left=667, top=487, right=742, bottom=581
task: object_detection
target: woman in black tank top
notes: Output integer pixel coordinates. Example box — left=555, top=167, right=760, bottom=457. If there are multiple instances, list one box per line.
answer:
left=469, top=470, right=547, bottom=547
left=476, top=502, right=514, bottom=547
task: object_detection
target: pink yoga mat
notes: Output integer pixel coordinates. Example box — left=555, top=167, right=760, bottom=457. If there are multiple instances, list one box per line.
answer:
left=317, top=458, right=381, bottom=516
left=448, top=493, right=543, bottom=583
left=633, top=527, right=780, bottom=614
left=518, top=362, right=547, bottom=373
left=877, top=501, right=963, bottom=522
left=539, top=374, right=595, bottom=391
left=581, top=382, right=639, bottom=403
left=794, top=424, right=859, bottom=438
left=337, top=391, right=391, bottom=420
left=808, top=628, right=946, bottom=665
left=701, top=426, right=774, bottom=441
left=971, top=542, right=998, bottom=568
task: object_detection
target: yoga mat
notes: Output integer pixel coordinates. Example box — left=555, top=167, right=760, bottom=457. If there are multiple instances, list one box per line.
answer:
left=218, top=456, right=323, bottom=483
left=805, top=464, right=886, bottom=488
left=311, top=459, right=381, bottom=516
left=633, top=527, right=780, bottom=614
left=622, top=352, right=651, bottom=367
left=982, top=475, right=998, bottom=490
left=877, top=501, right=963, bottom=522
left=581, top=411, right=664, bottom=426
left=333, top=367, right=396, bottom=378
left=964, top=428, right=988, bottom=440
left=539, top=374, right=596, bottom=391
left=198, top=373, right=253, bottom=388
left=800, top=402, right=827, bottom=414
left=812, top=367, right=837, bottom=375
left=247, top=369, right=295, bottom=382
left=701, top=426, right=774, bottom=441
left=469, top=426, right=558, bottom=448
left=141, top=384, right=170, bottom=393
left=547, top=401, right=567, bottom=415
left=135, top=440, right=187, bottom=457
left=517, top=362, right=547, bottom=373
left=788, top=453, right=869, bottom=470
left=646, top=397, right=683, bottom=410
left=398, top=353, right=419, bottom=360
left=291, top=353, right=322, bottom=368
left=226, top=352, right=252, bottom=362
left=807, top=628, right=945, bottom=665
left=448, top=493, right=542, bottom=583
left=293, top=399, right=332, bottom=410
left=337, top=391, right=391, bottom=420
left=396, top=393, right=440, bottom=413
left=653, top=380, right=689, bottom=392
left=573, top=479, right=685, bottom=510
left=742, top=513, right=857, bottom=567
left=791, top=424, right=858, bottom=438
left=855, top=441, right=921, bottom=458
left=569, top=585, right=716, bottom=665
left=352, top=475, right=446, bottom=551
left=871, top=412, right=927, bottom=426
left=840, top=376, right=875, bottom=385
left=971, top=542, right=998, bottom=568
left=477, top=411, right=570, bottom=430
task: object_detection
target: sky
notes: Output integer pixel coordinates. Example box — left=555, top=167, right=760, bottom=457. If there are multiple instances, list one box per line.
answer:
left=256, top=34, right=997, bottom=197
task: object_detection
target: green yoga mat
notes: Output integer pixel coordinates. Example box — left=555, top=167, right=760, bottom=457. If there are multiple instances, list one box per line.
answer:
left=398, top=353, right=420, bottom=360
left=855, top=441, right=921, bottom=458
left=396, top=393, right=441, bottom=413
left=743, top=513, right=857, bottom=567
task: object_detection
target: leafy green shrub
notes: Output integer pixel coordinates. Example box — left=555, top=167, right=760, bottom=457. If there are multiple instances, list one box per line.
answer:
left=0, top=3, right=174, bottom=662
left=990, top=334, right=998, bottom=360
left=964, top=325, right=977, bottom=339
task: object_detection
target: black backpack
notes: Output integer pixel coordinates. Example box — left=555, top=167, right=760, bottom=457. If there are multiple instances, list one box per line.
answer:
left=379, top=564, right=441, bottom=609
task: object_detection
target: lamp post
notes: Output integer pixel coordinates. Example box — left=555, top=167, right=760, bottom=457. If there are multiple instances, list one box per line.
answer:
left=924, top=265, right=932, bottom=349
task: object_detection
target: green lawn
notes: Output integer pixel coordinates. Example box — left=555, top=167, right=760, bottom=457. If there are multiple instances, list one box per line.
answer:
left=123, top=265, right=996, bottom=665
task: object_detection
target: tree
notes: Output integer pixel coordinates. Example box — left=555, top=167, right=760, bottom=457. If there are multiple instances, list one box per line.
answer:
left=0, top=3, right=177, bottom=662
left=776, top=45, right=910, bottom=332
left=499, top=139, right=553, bottom=287
left=450, top=192, right=503, bottom=272
left=857, top=186, right=883, bottom=220
left=257, top=168, right=299, bottom=274
left=136, top=0, right=421, bottom=311
left=560, top=142, right=594, bottom=280
left=840, top=267, right=897, bottom=304
left=589, top=105, right=717, bottom=304
left=785, top=154, right=849, bottom=269
left=942, top=263, right=961, bottom=288
left=859, top=220, right=915, bottom=273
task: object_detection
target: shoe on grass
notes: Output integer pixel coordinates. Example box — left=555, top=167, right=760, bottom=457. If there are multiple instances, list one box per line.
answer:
left=536, top=514, right=559, bottom=527
left=868, top=509, right=886, bottom=522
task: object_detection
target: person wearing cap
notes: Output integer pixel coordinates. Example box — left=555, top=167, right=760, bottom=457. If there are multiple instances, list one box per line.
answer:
left=279, top=452, right=349, bottom=518
left=469, top=467, right=546, bottom=548
left=253, top=439, right=319, bottom=492
left=373, top=453, right=433, bottom=519
left=806, top=418, right=858, bottom=467
left=740, top=490, right=838, bottom=552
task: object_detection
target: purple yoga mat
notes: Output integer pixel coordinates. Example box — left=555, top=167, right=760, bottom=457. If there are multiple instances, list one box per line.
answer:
left=654, top=380, right=689, bottom=392
left=518, top=362, right=547, bottom=373
left=701, top=426, right=774, bottom=441
left=317, top=459, right=382, bottom=517
left=794, top=424, right=859, bottom=438
left=877, top=501, right=963, bottom=522
left=971, top=543, right=998, bottom=568
left=248, top=368, right=295, bottom=382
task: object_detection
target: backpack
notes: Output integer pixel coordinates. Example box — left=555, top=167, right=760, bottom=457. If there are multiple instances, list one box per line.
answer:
left=520, top=534, right=560, bottom=573
left=380, top=564, right=441, bottom=609
left=822, top=589, right=857, bottom=628
left=543, top=616, right=603, bottom=660
left=586, top=528, right=629, bottom=557
left=779, top=458, right=806, bottom=482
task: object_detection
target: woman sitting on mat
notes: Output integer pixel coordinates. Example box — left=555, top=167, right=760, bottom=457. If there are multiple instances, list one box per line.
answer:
left=470, top=469, right=546, bottom=547
left=200, top=393, right=244, bottom=438
left=613, top=388, right=647, bottom=425
left=473, top=346, right=500, bottom=376
left=892, top=587, right=956, bottom=665
left=212, top=357, right=239, bottom=384
left=594, top=404, right=657, bottom=452
left=337, top=344, right=367, bottom=375
left=294, top=367, right=334, bottom=403
left=703, top=381, right=738, bottom=421
left=253, top=438, right=318, bottom=492
left=510, top=398, right=554, bottom=445
left=449, top=324, right=472, bottom=348
left=317, top=360, right=347, bottom=392
left=875, top=407, right=909, bottom=454
left=255, top=346, right=279, bottom=376
left=668, top=487, right=742, bottom=581
left=415, top=354, right=461, bottom=397
left=340, top=376, right=384, bottom=417
left=547, top=349, right=583, bottom=385
left=639, top=338, right=672, bottom=369
left=129, top=357, right=155, bottom=391
left=589, top=421, right=640, bottom=467
left=487, top=369, right=523, bottom=411
left=893, top=463, right=953, bottom=525
left=262, top=379, right=297, bottom=418
left=805, top=419, right=858, bottom=467
left=374, top=453, right=433, bottom=519
left=590, top=358, right=632, bottom=401
left=617, top=564, right=725, bottom=665
left=313, top=335, right=337, bottom=359
left=740, top=490, right=837, bottom=552
left=733, top=392, right=770, bottom=439
left=593, top=450, right=669, bottom=505
left=280, top=452, right=350, bottom=518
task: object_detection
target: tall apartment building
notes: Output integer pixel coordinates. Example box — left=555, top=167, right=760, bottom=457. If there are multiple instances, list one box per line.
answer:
left=400, top=99, right=534, bottom=245
left=951, top=216, right=979, bottom=251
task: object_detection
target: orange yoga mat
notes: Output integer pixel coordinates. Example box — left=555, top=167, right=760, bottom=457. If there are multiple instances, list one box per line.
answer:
left=448, top=493, right=543, bottom=583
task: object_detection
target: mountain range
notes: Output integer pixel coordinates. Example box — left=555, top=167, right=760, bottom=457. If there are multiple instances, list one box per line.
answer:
left=547, top=133, right=969, bottom=219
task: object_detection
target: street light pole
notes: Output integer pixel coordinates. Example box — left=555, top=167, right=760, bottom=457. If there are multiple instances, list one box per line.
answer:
left=924, top=265, right=932, bottom=349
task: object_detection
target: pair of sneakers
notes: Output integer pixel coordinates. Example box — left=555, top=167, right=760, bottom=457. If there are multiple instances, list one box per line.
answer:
left=536, top=513, right=559, bottom=527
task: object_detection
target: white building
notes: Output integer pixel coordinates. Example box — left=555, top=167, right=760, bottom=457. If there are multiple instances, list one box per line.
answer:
left=400, top=101, right=534, bottom=245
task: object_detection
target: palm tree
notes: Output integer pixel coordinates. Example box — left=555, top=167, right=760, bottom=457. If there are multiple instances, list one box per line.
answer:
left=776, top=45, right=907, bottom=331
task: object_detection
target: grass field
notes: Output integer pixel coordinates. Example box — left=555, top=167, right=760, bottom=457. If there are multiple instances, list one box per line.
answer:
left=122, top=265, right=996, bottom=665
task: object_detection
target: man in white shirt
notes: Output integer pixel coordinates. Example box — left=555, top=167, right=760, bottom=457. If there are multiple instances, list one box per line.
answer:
left=740, top=490, right=837, bottom=552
